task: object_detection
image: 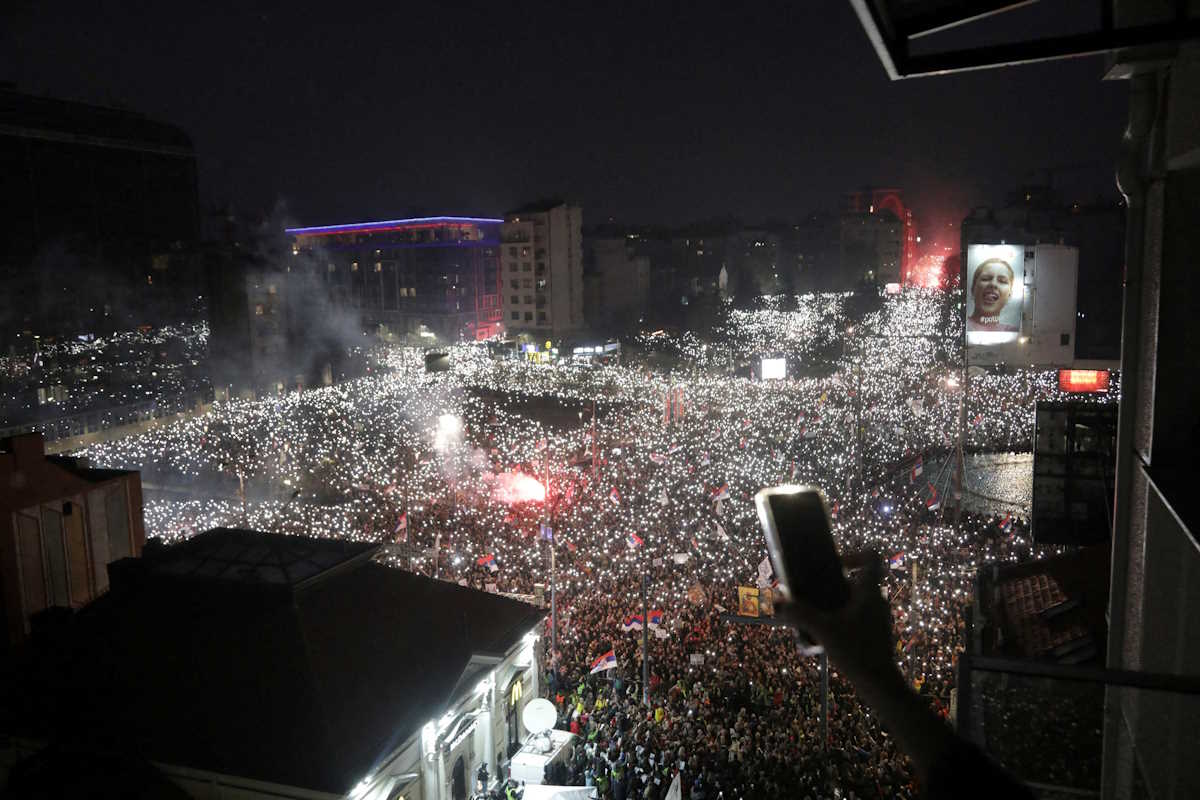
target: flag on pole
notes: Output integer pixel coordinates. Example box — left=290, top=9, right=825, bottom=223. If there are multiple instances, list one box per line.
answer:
left=647, top=610, right=664, bottom=628
left=999, top=514, right=1014, bottom=536
left=609, top=487, right=622, bottom=505
left=620, top=614, right=644, bottom=632
left=627, top=532, right=644, bottom=549
left=590, top=650, right=618, bottom=674
left=700, top=452, right=711, bottom=467
left=715, top=521, right=730, bottom=542
left=889, top=552, right=906, bottom=570
left=831, top=501, right=839, bottom=520
left=477, top=553, right=499, bottom=572
left=926, top=483, right=940, bottom=511
left=649, top=452, right=668, bottom=465
left=711, top=484, right=730, bottom=502
left=393, top=512, right=407, bottom=541
left=535, top=438, right=548, bottom=452
left=911, top=456, right=923, bottom=481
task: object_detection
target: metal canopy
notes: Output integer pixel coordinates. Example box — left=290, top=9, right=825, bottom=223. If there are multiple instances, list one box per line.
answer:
left=848, top=0, right=1200, bottom=78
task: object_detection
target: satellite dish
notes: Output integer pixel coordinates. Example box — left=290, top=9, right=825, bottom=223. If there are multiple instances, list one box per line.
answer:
left=522, top=698, right=556, bottom=734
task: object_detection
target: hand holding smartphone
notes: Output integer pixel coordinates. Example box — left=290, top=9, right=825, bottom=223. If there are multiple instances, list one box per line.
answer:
left=754, top=485, right=850, bottom=612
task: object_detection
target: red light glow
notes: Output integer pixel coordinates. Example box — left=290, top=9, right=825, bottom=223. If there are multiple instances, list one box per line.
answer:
left=493, top=472, right=546, bottom=504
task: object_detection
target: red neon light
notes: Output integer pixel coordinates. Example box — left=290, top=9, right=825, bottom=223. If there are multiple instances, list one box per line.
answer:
left=1058, top=369, right=1110, bottom=393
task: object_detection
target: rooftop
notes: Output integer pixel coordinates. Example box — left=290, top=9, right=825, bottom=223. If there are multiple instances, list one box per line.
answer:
left=286, top=215, right=503, bottom=237
left=6, top=529, right=545, bottom=795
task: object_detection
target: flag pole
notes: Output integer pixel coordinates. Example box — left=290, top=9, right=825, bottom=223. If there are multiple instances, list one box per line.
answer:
left=641, top=567, right=649, bottom=707
left=545, top=446, right=558, bottom=683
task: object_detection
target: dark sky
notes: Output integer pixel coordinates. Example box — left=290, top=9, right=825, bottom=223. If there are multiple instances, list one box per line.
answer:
left=3, top=1, right=1128, bottom=233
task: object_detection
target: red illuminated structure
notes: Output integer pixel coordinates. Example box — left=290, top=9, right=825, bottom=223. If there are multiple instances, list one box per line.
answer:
left=1058, top=369, right=1111, bottom=393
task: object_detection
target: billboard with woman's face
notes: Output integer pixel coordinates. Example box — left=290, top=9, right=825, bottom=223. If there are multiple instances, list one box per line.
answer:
left=965, top=244, right=1025, bottom=345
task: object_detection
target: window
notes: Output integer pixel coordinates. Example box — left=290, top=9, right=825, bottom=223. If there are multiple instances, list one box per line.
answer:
left=508, top=246, right=517, bottom=256
left=328, top=263, right=336, bottom=272
left=511, top=295, right=519, bottom=304
left=410, top=287, right=416, bottom=297
left=520, top=247, right=530, bottom=257
left=524, top=312, right=533, bottom=321
left=536, top=279, right=547, bottom=290
left=351, top=262, right=359, bottom=272
left=522, top=262, right=532, bottom=272
left=268, top=285, right=277, bottom=295
left=375, top=262, right=382, bottom=272
left=509, top=261, right=518, bottom=272
left=400, top=288, right=408, bottom=297
left=255, top=304, right=264, bottom=315
left=511, top=311, right=520, bottom=320
left=522, top=279, right=532, bottom=288
left=1061, top=333, right=1071, bottom=346
left=524, top=296, right=533, bottom=305
left=510, top=280, right=519, bottom=289
left=538, top=312, right=547, bottom=322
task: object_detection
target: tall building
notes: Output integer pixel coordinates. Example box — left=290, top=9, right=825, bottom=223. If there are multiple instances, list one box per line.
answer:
left=500, top=202, right=584, bottom=337
left=839, top=188, right=915, bottom=287
left=0, top=86, right=201, bottom=342
left=0, top=433, right=145, bottom=650
left=287, top=216, right=505, bottom=343
left=583, top=236, right=650, bottom=330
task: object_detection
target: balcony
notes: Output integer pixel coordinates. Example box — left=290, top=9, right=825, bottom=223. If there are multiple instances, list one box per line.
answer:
left=957, top=626, right=1200, bottom=798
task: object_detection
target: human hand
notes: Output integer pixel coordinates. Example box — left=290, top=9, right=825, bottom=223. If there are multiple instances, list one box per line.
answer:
left=775, top=551, right=905, bottom=694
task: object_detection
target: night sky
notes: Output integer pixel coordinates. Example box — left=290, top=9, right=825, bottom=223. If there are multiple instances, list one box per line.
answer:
left=3, top=1, right=1129, bottom=235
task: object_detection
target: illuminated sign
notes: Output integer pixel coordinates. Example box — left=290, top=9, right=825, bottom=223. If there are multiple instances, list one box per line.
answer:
left=965, top=244, right=1025, bottom=346
left=884, top=282, right=901, bottom=295
left=1058, top=369, right=1110, bottom=393
left=761, top=358, right=786, bottom=380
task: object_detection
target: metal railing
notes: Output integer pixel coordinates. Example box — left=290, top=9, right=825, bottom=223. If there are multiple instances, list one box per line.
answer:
left=956, top=653, right=1200, bottom=799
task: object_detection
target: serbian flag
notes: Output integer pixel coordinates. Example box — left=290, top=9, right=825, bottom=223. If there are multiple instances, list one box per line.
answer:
left=627, top=532, right=644, bottom=549
left=911, top=456, right=923, bottom=481
left=393, top=512, right=408, bottom=541
left=700, top=452, right=711, bottom=467
left=477, top=553, right=499, bottom=573
left=535, top=437, right=548, bottom=451
left=649, top=452, right=667, bottom=465
left=647, top=610, right=664, bottom=628
left=998, top=514, right=1014, bottom=536
left=889, top=552, right=905, bottom=570
left=711, top=484, right=730, bottom=502
left=926, top=483, right=940, bottom=511
left=830, top=502, right=839, bottom=520
left=590, top=649, right=618, bottom=674
left=620, top=614, right=643, bottom=632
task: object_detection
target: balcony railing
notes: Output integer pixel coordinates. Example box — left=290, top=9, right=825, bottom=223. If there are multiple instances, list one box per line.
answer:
left=956, top=653, right=1200, bottom=799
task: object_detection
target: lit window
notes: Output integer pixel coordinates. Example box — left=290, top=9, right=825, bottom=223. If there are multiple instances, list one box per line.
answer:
left=351, top=262, right=359, bottom=272
left=375, top=262, right=382, bottom=272
left=268, top=285, right=277, bottom=295
left=255, top=304, right=264, bottom=315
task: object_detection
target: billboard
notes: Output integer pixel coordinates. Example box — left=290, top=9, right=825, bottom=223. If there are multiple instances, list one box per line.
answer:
left=761, top=357, right=786, bottom=380
left=966, top=244, right=1025, bottom=346
left=1058, top=369, right=1111, bottom=394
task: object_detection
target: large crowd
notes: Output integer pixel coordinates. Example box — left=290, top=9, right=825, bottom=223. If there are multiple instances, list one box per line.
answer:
left=76, top=289, right=1117, bottom=798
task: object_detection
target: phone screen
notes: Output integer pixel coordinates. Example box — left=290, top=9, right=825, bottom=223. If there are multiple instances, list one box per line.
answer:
left=760, top=487, right=850, bottom=611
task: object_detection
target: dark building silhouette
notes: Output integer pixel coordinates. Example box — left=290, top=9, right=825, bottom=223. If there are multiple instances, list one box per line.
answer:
left=0, top=87, right=201, bottom=343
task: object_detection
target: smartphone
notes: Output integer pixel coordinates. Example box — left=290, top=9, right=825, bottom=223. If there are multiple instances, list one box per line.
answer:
left=754, top=485, right=850, bottom=612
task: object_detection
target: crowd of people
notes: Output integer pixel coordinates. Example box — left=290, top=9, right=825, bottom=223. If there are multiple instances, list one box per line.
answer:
left=77, top=289, right=1117, bottom=798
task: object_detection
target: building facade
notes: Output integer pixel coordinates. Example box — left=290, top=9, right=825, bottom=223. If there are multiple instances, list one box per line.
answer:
left=583, top=236, right=650, bottom=330
left=288, top=216, right=505, bottom=344
left=839, top=188, right=915, bottom=287
left=500, top=203, right=584, bottom=337
left=0, top=87, right=201, bottom=343
left=0, top=433, right=145, bottom=650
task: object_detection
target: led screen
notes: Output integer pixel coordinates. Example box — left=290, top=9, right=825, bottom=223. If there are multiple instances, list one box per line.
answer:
left=965, top=244, right=1025, bottom=346
left=761, top=358, right=786, bottom=380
